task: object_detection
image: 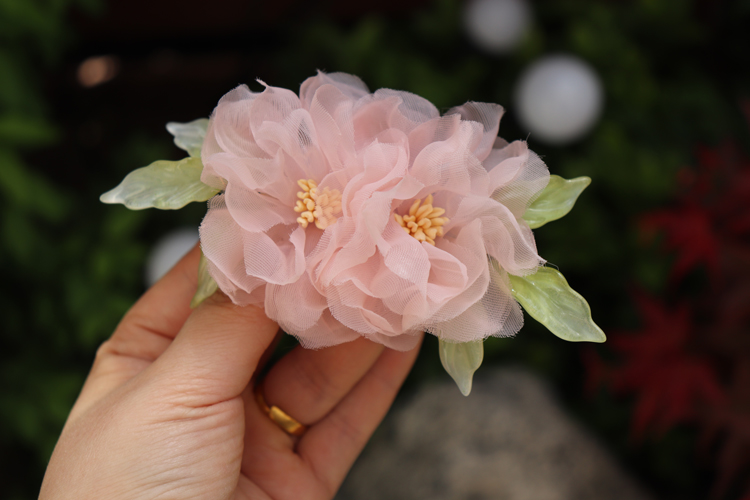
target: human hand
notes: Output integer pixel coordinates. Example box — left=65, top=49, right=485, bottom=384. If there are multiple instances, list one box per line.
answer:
left=39, top=246, right=422, bottom=500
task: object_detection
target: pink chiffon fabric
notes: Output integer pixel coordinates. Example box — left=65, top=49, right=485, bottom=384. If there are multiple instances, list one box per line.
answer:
left=199, top=72, right=549, bottom=351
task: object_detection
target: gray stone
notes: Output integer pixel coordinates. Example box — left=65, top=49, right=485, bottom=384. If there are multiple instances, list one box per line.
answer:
left=336, top=367, right=653, bottom=500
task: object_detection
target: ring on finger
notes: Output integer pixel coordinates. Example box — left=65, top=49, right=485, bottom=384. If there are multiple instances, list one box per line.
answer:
left=254, top=381, right=308, bottom=437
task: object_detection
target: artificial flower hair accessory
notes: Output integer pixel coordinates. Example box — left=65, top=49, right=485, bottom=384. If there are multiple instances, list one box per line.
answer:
left=102, top=71, right=605, bottom=395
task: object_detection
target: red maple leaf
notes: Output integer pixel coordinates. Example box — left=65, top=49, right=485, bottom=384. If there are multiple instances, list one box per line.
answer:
left=640, top=204, right=720, bottom=284
left=608, top=294, right=725, bottom=439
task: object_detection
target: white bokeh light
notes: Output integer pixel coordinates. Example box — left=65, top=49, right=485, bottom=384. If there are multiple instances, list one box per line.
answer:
left=145, top=228, right=199, bottom=286
left=514, top=55, right=604, bottom=145
left=464, top=0, right=531, bottom=54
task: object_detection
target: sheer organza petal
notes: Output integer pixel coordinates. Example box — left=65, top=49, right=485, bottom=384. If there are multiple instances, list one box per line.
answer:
left=447, top=101, right=504, bottom=161
left=450, top=195, right=543, bottom=276
left=265, top=276, right=328, bottom=333
left=428, top=263, right=523, bottom=343
left=200, top=196, right=267, bottom=303
left=407, top=114, right=461, bottom=165
left=351, top=95, right=403, bottom=150
left=300, top=71, right=369, bottom=108
left=308, top=84, right=358, bottom=171
left=202, top=85, right=262, bottom=158
left=290, top=309, right=361, bottom=350
left=206, top=258, right=265, bottom=307
left=365, top=330, right=423, bottom=351
left=240, top=224, right=307, bottom=285
left=371, top=88, right=439, bottom=133
left=224, top=182, right=297, bottom=233
left=409, top=121, right=490, bottom=197
left=411, top=219, right=491, bottom=330
left=492, top=148, right=550, bottom=218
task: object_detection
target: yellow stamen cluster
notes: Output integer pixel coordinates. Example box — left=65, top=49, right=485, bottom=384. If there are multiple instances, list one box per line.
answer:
left=394, top=194, right=449, bottom=245
left=294, top=179, right=342, bottom=230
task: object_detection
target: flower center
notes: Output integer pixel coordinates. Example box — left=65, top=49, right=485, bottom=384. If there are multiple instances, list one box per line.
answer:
left=394, top=194, right=449, bottom=246
left=294, top=179, right=342, bottom=230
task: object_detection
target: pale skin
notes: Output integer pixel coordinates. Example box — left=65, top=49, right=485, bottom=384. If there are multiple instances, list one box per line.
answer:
left=39, top=246, right=422, bottom=500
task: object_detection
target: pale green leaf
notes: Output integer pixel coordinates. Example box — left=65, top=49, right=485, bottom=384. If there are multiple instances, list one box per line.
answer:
left=439, top=339, right=484, bottom=396
left=100, top=157, right=219, bottom=210
left=523, top=175, right=591, bottom=229
left=166, top=118, right=209, bottom=158
left=191, top=250, right=219, bottom=308
left=509, top=267, right=606, bottom=343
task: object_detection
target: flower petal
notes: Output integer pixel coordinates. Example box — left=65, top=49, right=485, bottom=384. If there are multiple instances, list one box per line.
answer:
left=492, top=148, right=550, bottom=218
left=224, top=182, right=297, bottom=233
left=300, top=70, right=369, bottom=109
left=373, top=88, right=439, bottom=131
left=241, top=224, right=306, bottom=285
left=265, top=275, right=328, bottom=333
left=450, top=195, right=543, bottom=276
left=308, top=83, right=358, bottom=171
left=447, top=101, right=504, bottom=161
left=410, top=121, right=490, bottom=197
left=290, top=309, right=361, bottom=349
left=428, top=262, right=523, bottom=343
left=200, top=199, right=267, bottom=304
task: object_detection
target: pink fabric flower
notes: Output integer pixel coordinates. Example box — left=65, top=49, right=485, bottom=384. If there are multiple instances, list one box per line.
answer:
left=199, top=72, right=549, bottom=350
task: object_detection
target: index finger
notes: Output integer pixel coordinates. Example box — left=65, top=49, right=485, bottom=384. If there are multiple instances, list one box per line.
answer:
left=69, top=244, right=202, bottom=420
left=106, top=244, right=202, bottom=362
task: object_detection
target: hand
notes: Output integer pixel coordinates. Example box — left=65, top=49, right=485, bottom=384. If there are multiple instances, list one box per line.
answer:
left=39, top=246, right=422, bottom=500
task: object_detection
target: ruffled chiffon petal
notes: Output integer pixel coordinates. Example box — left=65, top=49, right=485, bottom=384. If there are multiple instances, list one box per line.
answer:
left=291, top=309, right=362, bottom=350
left=410, top=121, right=490, bottom=198
left=447, top=101, right=504, bottom=161
left=224, top=183, right=297, bottom=233
left=450, top=195, right=543, bottom=276
left=241, top=224, right=307, bottom=285
left=487, top=142, right=550, bottom=218
left=265, top=275, right=328, bottom=333
left=200, top=197, right=267, bottom=303
left=300, top=71, right=370, bottom=109
left=427, top=262, right=523, bottom=343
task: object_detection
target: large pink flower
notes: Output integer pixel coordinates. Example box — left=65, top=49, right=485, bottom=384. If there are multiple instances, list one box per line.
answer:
left=199, top=72, right=549, bottom=350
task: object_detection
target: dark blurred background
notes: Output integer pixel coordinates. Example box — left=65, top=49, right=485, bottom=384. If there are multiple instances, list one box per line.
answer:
left=2, top=0, right=750, bottom=498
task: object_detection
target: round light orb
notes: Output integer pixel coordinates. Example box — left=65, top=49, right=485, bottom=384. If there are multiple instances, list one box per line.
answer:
left=514, top=55, right=604, bottom=145
left=464, top=0, right=531, bottom=54
left=145, top=227, right=199, bottom=286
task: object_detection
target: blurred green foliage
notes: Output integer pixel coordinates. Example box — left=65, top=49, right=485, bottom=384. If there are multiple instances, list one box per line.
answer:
left=0, top=1, right=142, bottom=498
left=1, top=0, right=748, bottom=498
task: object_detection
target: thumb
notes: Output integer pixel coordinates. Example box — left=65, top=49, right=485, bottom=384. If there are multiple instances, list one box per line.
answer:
left=149, top=291, right=280, bottom=406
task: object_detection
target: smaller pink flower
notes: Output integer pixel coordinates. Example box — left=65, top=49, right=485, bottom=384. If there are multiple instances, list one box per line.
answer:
left=199, top=72, right=549, bottom=350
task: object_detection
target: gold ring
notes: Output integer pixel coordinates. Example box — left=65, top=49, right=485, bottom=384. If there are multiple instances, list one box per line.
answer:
left=254, top=382, right=308, bottom=437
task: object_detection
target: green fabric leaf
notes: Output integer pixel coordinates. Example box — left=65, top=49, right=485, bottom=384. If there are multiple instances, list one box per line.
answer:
left=509, top=267, right=606, bottom=343
left=439, top=339, right=484, bottom=396
left=100, top=157, right=219, bottom=210
left=166, top=118, right=209, bottom=158
left=191, top=250, right=219, bottom=308
left=523, top=175, right=591, bottom=229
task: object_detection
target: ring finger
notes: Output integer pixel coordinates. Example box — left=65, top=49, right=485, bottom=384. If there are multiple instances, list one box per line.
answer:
left=259, top=337, right=384, bottom=431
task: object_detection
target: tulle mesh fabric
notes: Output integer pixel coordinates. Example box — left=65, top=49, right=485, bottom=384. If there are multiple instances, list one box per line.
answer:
left=198, top=71, right=549, bottom=350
